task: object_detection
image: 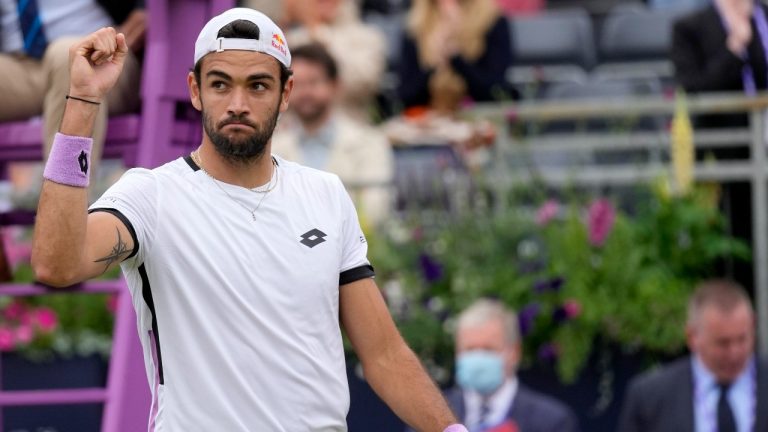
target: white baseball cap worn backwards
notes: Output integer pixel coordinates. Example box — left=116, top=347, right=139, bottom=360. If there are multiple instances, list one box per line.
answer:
left=194, top=7, right=291, bottom=67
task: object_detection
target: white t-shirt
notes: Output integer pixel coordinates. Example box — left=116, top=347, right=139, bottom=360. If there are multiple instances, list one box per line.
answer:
left=90, top=155, right=373, bottom=432
left=0, top=0, right=113, bottom=53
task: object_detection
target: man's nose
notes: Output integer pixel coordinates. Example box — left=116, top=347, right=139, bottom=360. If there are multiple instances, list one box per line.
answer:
left=227, top=87, right=250, bottom=116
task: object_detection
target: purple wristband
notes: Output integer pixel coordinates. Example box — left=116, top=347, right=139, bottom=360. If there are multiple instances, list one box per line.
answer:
left=443, top=425, right=468, bottom=432
left=43, top=133, right=93, bottom=187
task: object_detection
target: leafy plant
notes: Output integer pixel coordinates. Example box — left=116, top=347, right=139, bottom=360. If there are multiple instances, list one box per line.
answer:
left=367, top=182, right=749, bottom=383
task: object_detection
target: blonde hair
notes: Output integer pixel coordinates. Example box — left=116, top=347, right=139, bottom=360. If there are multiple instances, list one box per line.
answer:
left=687, top=279, right=753, bottom=326
left=406, top=0, right=499, bottom=111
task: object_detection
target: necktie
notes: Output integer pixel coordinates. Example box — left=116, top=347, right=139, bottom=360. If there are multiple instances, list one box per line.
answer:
left=476, top=400, right=491, bottom=431
left=717, top=382, right=737, bottom=432
left=16, top=0, right=48, bottom=58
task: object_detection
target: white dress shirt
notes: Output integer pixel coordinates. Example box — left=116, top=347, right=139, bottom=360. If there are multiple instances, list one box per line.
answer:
left=692, top=355, right=756, bottom=432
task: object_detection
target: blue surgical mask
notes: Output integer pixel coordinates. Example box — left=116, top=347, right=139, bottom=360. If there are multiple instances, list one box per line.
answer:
left=456, top=350, right=505, bottom=395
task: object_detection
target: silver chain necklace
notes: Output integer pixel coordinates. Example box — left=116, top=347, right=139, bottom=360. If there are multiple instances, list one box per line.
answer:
left=192, top=150, right=278, bottom=221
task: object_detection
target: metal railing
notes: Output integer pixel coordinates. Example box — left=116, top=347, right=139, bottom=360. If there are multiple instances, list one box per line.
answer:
left=467, top=91, right=768, bottom=357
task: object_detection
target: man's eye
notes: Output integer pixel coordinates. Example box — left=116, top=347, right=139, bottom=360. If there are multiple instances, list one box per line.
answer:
left=212, top=81, right=227, bottom=89
left=252, top=83, right=267, bottom=90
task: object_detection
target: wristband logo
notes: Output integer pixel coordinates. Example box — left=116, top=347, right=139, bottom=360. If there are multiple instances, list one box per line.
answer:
left=78, top=151, right=88, bottom=174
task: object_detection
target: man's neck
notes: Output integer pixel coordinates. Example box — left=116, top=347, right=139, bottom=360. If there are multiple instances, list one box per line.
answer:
left=195, top=141, right=275, bottom=189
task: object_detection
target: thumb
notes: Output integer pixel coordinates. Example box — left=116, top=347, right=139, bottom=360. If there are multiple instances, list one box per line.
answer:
left=113, top=33, right=129, bottom=64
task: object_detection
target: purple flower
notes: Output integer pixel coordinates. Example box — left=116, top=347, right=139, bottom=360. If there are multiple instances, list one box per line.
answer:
left=587, top=199, right=616, bottom=247
left=535, top=199, right=560, bottom=226
left=518, top=303, right=541, bottom=336
left=419, top=253, right=444, bottom=283
left=537, top=343, right=559, bottom=361
left=533, top=277, right=565, bottom=294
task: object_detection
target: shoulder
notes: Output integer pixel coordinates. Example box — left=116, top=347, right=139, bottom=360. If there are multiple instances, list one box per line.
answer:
left=277, top=156, right=345, bottom=189
left=516, top=384, right=576, bottom=421
left=626, top=357, right=691, bottom=398
left=674, top=6, right=717, bottom=32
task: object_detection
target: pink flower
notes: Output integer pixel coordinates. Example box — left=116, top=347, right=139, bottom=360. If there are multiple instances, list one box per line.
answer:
left=587, top=199, right=616, bottom=247
left=14, top=324, right=33, bottom=344
left=0, top=327, right=15, bottom=351
left=3, top=299, right=28, bottom=322
left=563, top=300, right=582, bottom=318
left=536, top=199, right=560, bottom=226
left=106, top=295, right=118, bottom=314
left=32, top=307, right=58, bottom=333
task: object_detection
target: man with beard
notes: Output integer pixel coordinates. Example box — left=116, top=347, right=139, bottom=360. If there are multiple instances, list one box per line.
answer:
left=30, top=7, right=464, bottom=432
left=272, top=42, right=393, bottom=226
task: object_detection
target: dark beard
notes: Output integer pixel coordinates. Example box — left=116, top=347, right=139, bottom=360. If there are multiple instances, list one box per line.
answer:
left=202, top=106, right=280, bottom=165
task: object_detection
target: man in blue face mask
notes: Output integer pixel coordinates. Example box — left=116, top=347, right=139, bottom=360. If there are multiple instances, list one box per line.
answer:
left=450, top=299, right=579, bottom=432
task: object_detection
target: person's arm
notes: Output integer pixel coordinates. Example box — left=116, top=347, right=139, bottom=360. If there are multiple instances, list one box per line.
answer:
left=31, top=28, right=134, bottom=287
left=448, top=17, right=513, bottom=101
left=118, top=8, right=147, bottom=53
left=340, top=277, right=459, bottom=431
left=397, top=34, right=434, bottom=108
left=670, top=16, right=744, bottom=92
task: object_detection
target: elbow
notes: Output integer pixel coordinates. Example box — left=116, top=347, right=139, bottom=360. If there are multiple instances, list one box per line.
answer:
left=31, top=258, right=79, bottom=288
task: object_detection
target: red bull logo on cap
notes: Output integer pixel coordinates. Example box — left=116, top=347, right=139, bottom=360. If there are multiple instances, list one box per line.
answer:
left=272, top=33, right=287, bottom=56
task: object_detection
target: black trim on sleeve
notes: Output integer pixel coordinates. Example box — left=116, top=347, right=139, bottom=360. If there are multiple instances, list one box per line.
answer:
left=339, top=265, right=375, bottom=285
left=184, top=155, right=200, bottom=171
left=88, top=208, right=139, bottom=260
left=139, top=264, right=165, bottom=384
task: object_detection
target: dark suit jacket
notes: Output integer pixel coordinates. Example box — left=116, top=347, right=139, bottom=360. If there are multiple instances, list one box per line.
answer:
left=671, top=4, right=768, bottom=129
left=671, top=4, right=768, bottom=93
left=617, top=356, right=768, bottom=432
left=442, top=384, right=580, bottom=432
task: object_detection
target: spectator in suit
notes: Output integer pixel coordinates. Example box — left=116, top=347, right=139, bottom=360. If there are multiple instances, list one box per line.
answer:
left=0, top=0, right=144, bottom=173
left=271, top=43, right=393, bottom=226
left=670, top=0, right=764, bottom=292
left=440, top=298, right=580, bottom=432
left=672, top=0, right=768, bottom=103
left=618, top=279, right=768, bottom=432
left=398, top=0, right=515, bottom=113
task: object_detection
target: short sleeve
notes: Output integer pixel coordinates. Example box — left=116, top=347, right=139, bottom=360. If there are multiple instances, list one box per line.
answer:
left=89, top=168, right=158, bottom=267
left=337, top=178, right=375, bottom=285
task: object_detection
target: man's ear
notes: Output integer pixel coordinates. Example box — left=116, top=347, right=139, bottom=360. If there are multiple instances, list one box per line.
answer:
left=188, top=71, right=202, bottom=112
left=279, top=76, right=294, bottom=113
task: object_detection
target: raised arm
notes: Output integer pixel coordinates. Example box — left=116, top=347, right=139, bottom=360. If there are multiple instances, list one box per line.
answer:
left=340, top=277, right=461, bottom=432
left=31, top=28, right=135, bottom=287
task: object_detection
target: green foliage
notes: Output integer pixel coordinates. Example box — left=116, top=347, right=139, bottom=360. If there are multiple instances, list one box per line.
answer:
left=368, top=183, right=750, bottom=383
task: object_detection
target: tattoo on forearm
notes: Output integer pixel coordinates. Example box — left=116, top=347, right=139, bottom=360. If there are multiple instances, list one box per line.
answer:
left=94, top=228, right=130, bottom=273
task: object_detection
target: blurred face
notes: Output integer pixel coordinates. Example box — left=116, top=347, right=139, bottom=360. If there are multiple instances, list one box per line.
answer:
left=289, top=58, right=337, bottom=126
left=687, top=303, right=755, bottom=383
left=456, top=318, right=520, bottom=378
left=315, top=0, right=342, bottom=23
left=188, top=50, right=292, bottom=163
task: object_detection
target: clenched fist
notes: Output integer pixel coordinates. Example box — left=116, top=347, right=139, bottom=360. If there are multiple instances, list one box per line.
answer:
left=68, top=27, right=129, bottom=103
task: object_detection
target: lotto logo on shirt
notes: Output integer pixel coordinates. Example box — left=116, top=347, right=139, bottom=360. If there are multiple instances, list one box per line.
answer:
left=272, top=33, right=287, bottom=56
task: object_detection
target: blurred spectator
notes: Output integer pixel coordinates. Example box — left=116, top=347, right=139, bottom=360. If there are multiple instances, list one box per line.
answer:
left=282, top=0, right=387, bottom=117
left=671, top=0, right=767, bottom=101
left=0, top=1, right=144, bottom=171
left=398, top=0, right=515, bottom=113
left=240, top=0, right=285, bottom=24
left=670, top=0, right=760, bottom=293
left=433, top=298, right=580, bottom=432
left=271, top=43, right=393, bottom=226
left=618, top=279, right=768, bottom=432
